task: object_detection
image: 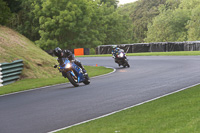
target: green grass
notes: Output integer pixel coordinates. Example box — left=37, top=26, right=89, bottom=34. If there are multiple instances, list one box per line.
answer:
left=0, top=26, right=60, bottom=79
left=57, top=84, right=200, bottom=133
left=0, top=66, right=113, bottom=95
left=77, top=51, right=200, bottom=57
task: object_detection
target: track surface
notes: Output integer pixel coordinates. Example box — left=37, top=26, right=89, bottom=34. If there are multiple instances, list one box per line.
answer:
left=0, top=56, right=200, bottom=133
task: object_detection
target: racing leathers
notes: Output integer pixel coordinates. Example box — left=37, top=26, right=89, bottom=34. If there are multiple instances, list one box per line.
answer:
left=56, top=50, right=87, bottom=74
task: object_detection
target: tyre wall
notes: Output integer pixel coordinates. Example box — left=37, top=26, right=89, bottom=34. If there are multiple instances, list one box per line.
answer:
left=96, top=41, right=200, bottom=54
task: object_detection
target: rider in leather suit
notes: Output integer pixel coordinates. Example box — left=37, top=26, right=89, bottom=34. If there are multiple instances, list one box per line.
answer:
left=53, top=47, right=87, bottom=75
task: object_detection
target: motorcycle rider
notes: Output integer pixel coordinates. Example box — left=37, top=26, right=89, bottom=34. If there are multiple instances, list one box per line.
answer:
left=112, top=45, right=120, bottom=57
left=53, top=47, right=87, bottom=75
left=112, top=45, right=129, bottom=67
left=112, top=45, right=123, bottom=63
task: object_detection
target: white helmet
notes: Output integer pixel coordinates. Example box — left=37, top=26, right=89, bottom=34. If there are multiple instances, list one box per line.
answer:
left=112, top=45, right=117, bottom=49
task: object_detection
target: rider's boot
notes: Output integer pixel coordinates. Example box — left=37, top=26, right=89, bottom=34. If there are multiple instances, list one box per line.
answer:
left=74, top=60, right=88, bottom=76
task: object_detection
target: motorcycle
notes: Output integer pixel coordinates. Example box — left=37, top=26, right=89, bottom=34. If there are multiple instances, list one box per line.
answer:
left=55, top=58, right=90, bottom=87
left=113, top=50, right=130, bottom=68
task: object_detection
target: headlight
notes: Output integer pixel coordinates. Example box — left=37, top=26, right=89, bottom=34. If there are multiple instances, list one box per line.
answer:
left=118, top=53, right=124, bottom=58
left=65, top=63, right=72, bottom=68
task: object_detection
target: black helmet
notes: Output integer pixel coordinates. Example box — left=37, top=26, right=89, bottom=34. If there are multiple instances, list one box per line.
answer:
left=53, top=47, right=62, bottom=57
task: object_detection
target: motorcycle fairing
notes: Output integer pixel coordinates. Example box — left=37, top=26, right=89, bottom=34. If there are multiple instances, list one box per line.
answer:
left=59, top=58, right=85, bottom=83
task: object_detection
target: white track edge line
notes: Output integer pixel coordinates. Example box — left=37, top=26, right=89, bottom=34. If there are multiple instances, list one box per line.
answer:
left=48, top=82, right=200, bottom=133
left=0, top=67, right=116, bottom=97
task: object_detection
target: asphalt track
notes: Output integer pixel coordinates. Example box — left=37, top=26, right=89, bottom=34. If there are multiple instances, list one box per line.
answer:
left=0, top=56, right=200, bottom=133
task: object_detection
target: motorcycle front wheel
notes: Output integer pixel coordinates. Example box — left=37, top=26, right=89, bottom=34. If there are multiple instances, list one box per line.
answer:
left=126, top=61, right=130, bottom=67
left=83, top=75, right=90, bottom=85
left=66, top=72, right=79, bottom=87
left=123, top=60, right=130, bottom=68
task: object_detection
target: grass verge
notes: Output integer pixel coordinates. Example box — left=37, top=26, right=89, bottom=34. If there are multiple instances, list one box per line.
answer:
left=56, top=84, right=200, bottom=133
left=0, top=66, right=113, bottom=95
left=77, top=51, right=200, bottom=57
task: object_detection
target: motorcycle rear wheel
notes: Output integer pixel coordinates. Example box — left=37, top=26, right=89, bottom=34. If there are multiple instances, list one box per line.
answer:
left=66, top=73, right=79, bottom=87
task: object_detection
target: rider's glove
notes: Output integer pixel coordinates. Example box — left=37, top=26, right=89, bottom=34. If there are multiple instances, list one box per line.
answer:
left=54, top=65, right=58, bottom=68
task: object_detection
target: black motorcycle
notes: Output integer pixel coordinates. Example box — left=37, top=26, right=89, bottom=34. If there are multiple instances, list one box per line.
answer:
left=113, top=50, right=130, bottom=68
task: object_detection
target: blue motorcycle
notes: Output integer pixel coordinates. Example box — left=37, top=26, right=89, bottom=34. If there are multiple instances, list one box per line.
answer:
left=56, top=58, right=90, bottom=87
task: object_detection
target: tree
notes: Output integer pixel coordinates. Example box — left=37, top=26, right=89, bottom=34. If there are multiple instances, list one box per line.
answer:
left=35, top=0, right=133, bottom=50
left=100, top=0, right=119, bottom=8
left=120, top=0, right=167, bottom=43
left=145, top=8, right=190, bottom=42
left=36, top=0, right=102, bottom=50
left=3, top=0, right=21, bottom=13
left=9, top=0, right=41, bottom=41
left=187, top=5, right=200, bottom=41
left=104, top=11, right=133, bottom=44
left=5, top=0, right=133, bottom=50
left=179, top=0, right=200, bottom=9
left=144, top=0, right=200, bottom=43
left=165, top=0, right=181, bottom=10
left=0, top=0, right=12, bottom=25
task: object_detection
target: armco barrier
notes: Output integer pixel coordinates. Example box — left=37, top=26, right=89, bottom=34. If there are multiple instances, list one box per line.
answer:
left=0, top=60, right=23, bottom=87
